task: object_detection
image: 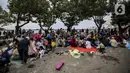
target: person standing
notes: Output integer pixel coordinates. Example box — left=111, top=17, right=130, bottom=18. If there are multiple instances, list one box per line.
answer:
left=46, top=31, right=53, bottom=51
left=18, top=36, right=30, bottom=64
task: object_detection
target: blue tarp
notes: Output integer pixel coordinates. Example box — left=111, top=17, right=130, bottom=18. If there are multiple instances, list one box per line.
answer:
left=127, top=43, right=130, bottom=50
left=126, top=41, right=130, bottom=50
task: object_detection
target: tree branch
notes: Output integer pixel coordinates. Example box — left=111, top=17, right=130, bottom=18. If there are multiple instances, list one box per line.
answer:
left=38, top=23, right=44, bottom=30
left=93, top=16, right=99, bottom=28
left=19, top=21, right=29, bottom=27
left=19, top=13, right=31, bottom=27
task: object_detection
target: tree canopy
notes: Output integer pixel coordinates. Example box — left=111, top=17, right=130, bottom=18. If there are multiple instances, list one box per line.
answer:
left=0, top=6, right=14, bottom=26
left=111, top=1, right=130, bottom=37
left=92, top=0, right=108, bottom=33
left=6, top=0, right=130, bottom=36
left=58, top=0, right=93, bottom=30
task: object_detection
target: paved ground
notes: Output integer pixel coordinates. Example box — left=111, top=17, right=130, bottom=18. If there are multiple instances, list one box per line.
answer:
left=9, top=47, right=130, bottom=73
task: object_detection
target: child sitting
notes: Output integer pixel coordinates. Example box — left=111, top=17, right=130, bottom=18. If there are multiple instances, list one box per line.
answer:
left=97, top=41, right=106, bottom=54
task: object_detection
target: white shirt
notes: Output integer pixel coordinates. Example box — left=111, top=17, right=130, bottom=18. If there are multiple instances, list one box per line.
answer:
left=123, top=39, right=127, bottom=44
left=86, top=41, right=92, bottom=48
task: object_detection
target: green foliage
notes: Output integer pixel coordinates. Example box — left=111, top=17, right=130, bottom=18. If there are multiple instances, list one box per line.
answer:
left=59, top=0, right=85, bottom=28
left=111, top=1, right=130, bottom=37
left=90, top=0, right=107, bottom=32
left=107, top=0, right=117, bottom=12
left=8, top=0, right=33, bottom=26
left=92, top=0, right=108, bottom=16
left=0, top=6, right=14, bottom=26
left=34, top=0, right=56, bottom=28
left=111, top=1, right=130, bottom=27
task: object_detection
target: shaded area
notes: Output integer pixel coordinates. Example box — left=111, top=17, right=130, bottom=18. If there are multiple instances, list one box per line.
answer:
left=28, top=64, right=36, bottom=68
left=101, top=55, right=120, bottom=64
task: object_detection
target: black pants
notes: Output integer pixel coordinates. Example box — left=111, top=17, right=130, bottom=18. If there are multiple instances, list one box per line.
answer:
left=18, top=48, right=28, bottom=64
left=99, top=48, right=105, bottom=54
left=47, top=38, right=52, bottom=51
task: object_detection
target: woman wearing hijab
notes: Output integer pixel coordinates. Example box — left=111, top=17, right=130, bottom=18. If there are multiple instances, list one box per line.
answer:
left=28, top=38, right=37, bottom=57
left=70, top=36, right=77, bottom=47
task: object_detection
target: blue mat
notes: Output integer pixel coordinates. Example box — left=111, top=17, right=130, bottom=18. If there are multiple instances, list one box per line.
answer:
left=106, top=46, right=115, bottom=49
left=127, top=43, right=130, bottom=50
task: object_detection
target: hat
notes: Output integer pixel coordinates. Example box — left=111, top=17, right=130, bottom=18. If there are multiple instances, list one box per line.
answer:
left=69, top=49, right=81, bottom=58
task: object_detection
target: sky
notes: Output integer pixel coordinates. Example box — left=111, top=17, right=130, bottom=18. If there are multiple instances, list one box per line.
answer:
left=0, top=0, right=111, bottom=30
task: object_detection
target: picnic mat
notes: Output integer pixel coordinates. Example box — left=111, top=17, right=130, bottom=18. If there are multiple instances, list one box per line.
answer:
left=69, top=46, right=98, bottom=52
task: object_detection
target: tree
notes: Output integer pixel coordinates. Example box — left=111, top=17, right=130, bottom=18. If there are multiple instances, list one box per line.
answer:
left=8, top=0, right=34, bottom=35
left=36, top=0, right=59, bottom=30
left=0, top=6, right=14, bottom=26
left=107, top=0, right=117, bottom=12
left=93, top=16, right=106, bottom=33
left=111, top=1, right=130, bottom=38
left=0, top=6, right=5, bottom=24
left=91, top=0, right=107, bottom=33
left=58, top=0, right=84, bottom=31
left=65, top=0, right=107, bottom=32
left=31, top=0, right=60, bottom=30
left=29, top=0, right=50, bottom=30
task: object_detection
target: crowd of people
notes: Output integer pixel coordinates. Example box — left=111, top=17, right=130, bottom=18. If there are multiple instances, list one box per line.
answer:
left=0, top=28, right=130, bottom=72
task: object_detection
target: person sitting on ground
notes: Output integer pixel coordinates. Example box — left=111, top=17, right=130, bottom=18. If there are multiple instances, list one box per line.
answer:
left=11, top=38, right=20, bottom=60
left=91, top=38, right=96, bottom=48
left=70, top=36, right=77, bottom=47
left=42, top=38, right=48, bottom=49
left=110, top=37, right=118, bottom=48
left=28, top=38, right=37, bottom=57
left=85, top=38, right=92, bottom=49
left=114, top=35, right=120, bottom=42
left=65, top=38, right=71, bottom=47
left=58, top=38, right=65, bottom=47
left=94, top=39, right=100, bottom=47
left=97, top=41, right=106, bottom=54
left=78, top=38, right=83, bottom=47
left=1, top=47, right=11, bottom=66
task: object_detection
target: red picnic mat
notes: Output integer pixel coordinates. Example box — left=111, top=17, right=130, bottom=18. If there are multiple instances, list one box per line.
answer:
left=69, top=46, right=98, bottom=52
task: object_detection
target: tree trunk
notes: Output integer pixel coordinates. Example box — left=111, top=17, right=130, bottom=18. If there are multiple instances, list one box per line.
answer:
left=15, top=13, right=30, bottom=35
left=118, top=23, right=124, bottom=39
left=67, top=26, right=72, bottom=32
left=98, top=26, right=101, bottom=34
left=38, top=23, right=44, bottom=30
left=15, top=13, right=20, bottom=35
left=15, top=26, right=20, bottom=36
